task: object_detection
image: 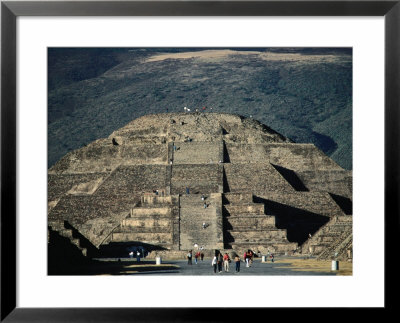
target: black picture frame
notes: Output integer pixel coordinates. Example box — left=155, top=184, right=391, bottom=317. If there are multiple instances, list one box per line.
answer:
left=1, top=0, right=398, bottom=321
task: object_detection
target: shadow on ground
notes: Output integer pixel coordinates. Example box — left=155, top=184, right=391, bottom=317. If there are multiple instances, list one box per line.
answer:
left=49, top=259, right=179, bottom=276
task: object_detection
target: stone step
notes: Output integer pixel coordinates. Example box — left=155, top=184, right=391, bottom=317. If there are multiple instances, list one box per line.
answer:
left=48, top=220, right=64, bottom=231
left=223, top=193, right=253, bottom=204
left=179, top=193, right=222, bottom=250
left=70, top=238, right=81, bottom=248
left=229, top=242, right=298, bottom=254
left=59, top=229, right=73, bottom=239
left=130, top=207, right=171, bottom=217
left=115, top=226, right=171, bottom=233
left=122, top=218, right=172, bottom=228
left=111, top=232, right=173, bottom=244
left=80, top=248, right=88, bottom=257
left=223, top=204, right=265, bottom=215
left=223, top=213, right=271, bottom=218
left=141, top=195, right=172, bottom=205
left=226, top=229, right=287, bottom=242
left=224, top=216, right=276, bottom=228
left=225, top=224, right=277, bottom=231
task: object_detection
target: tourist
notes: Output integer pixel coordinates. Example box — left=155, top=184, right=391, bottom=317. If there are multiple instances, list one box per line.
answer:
left=245, top=251, right=251, bottom=267
left=200, top=252, right=204, bottom=261
left=235, top=255, right=241, bottom=272
left=186, top=187, right=190, bottom=195
left=244, top=251, right=248, bottom=267
left=203, top=202, right=207, bottom=209
left=211, top=256, right=217, bottom=273
left=194, top=251, right=200, bottom=264
left=217, top=252, right=223, bottom=273
left=187, top=250, right=192, bottom=265
left=201, top=194, right=205, bottom=201
left=270, top=253, right=275, bottom=262
left=136, top=250, right=141, bottom=262
left=223, top=253, right=230, bottom=272
left=202, top=222, right=206, bottom=229
left=248, top=250, right=254, bottom=267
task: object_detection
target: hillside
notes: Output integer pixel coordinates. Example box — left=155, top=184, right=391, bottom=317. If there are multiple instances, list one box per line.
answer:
left=48, top=48, right=352, bottom=169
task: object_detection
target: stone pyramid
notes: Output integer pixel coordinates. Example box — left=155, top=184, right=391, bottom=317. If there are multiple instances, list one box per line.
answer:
left=48, top=112, right=352, bottom=260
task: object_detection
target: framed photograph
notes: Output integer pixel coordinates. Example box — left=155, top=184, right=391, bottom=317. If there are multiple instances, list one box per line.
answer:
left=2, top=0, right=398, bottom=321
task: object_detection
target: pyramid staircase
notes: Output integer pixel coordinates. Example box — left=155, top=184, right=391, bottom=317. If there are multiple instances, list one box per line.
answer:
left=179, top=193, right=224, bottom=250
left=48, top=220, right=89, bottom=257
left=301, top=215, right=353, bottom=260
left=222, top=193, right=298, bottom=253
left=108, top=194, right=179, bottom=249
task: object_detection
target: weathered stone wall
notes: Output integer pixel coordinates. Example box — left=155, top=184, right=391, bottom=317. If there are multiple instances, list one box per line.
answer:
left=224, top=215, right=276, bottom=229
left=223, top=193, right=253, bottom=204
left=48, top=173, right=108, bottom=202
left=224, top=204, right=265, bottom=215
left=227, top=229, right=288, bottom=242
left=173, top=141, right=222, bottom=164
left=141, top=195, right=172, bottom=205
left=296, top=170, right=352, bottom=198
left=264, top=143, right=342, bottom=171
left=129, top=207, right=170, bottom=217
left=49, top=194, right=139, bottom=247
left=111, top=232, right=172, bottom=244
left=224, top=143, right=268, bottom=163
left=223, top=163, right=295, bottom=193
left=50, top=141, right=168, bottom=174
left=170, top=164, right=223, bottom=195
left=225, top=214, right=275, bottom=230
left=258, top=191, right=344, bottom=217
left=94, top=165, right=167, bottom=198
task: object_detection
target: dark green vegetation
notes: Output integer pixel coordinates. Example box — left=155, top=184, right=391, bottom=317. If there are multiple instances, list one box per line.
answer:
left=48, top=48, right=352, bottom=169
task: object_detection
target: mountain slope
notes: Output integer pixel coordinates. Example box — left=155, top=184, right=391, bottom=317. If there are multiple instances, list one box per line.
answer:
left=48, top=48, right=352, bottom=169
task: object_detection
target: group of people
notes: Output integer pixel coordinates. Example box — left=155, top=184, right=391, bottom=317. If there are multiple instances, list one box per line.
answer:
left=187, top=250, right=205, bottom=265
left=183, top=106, right=213, bottom=113
left=211, top=252, right=241, bottom=273
left=128, top=248, right=146, bottom=262
left=188, top=249, right=275, bottom=273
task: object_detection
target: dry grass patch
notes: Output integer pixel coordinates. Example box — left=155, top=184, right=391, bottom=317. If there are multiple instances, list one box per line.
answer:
left=275, top=258, right=352, bottom=276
